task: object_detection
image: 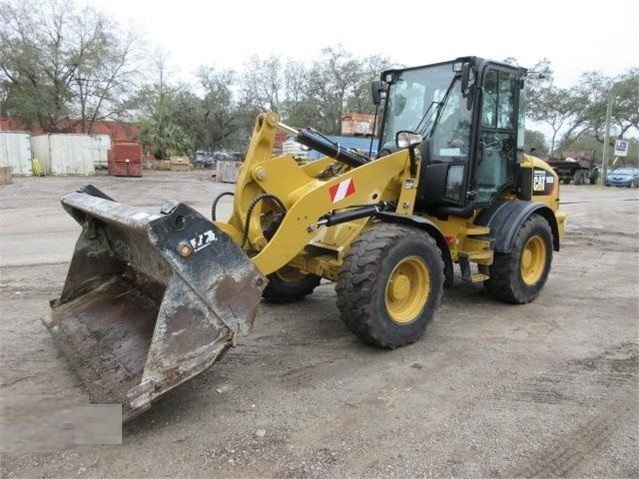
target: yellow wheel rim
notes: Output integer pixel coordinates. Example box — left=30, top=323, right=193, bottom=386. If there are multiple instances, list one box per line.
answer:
left=385, top=256, right=430, bottom=324
left=520, top=236, right=546, bottom=286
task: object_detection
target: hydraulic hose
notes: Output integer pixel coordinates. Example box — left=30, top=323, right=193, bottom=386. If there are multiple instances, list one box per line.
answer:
left=241, top=193, right=287, bottom=249
left=211, top=191, right=234, bottom=221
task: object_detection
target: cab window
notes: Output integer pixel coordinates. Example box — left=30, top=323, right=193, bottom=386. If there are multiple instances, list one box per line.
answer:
left=474, top=68, right=518, bottom=204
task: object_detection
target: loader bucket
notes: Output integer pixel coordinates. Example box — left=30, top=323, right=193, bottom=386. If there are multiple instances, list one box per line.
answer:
left=44, top=187, right=266, bottom=422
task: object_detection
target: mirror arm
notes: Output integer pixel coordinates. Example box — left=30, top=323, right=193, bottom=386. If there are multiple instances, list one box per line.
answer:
left=409, top=146, right=418, bottom=178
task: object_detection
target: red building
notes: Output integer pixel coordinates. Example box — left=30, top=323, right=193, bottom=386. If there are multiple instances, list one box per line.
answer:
left=0, top=116, right=25, bottom=132
left=1, top=116, right=140, bottom=142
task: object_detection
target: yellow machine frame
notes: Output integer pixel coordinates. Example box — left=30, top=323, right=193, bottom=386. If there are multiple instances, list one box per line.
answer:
left=215, top=112, right=565, bottom=283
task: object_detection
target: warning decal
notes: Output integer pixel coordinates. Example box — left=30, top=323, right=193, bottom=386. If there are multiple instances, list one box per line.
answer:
left=329, top=178, right=356, bottom=203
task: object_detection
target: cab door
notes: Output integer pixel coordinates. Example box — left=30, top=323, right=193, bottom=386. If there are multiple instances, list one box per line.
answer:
left=473, top=65, right=521, bottom=205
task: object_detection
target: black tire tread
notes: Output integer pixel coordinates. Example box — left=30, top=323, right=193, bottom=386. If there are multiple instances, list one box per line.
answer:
left=262, top=272, right=321, bottom=304
left=484, top=214, right=553, bottom=304
left=336, top=224, right=444, bottom=349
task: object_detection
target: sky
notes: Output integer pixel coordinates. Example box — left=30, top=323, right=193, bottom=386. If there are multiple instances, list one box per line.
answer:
left=79, top=0, right=639, bottom=88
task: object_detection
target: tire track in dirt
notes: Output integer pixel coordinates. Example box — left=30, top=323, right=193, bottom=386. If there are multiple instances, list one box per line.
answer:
left=264, top=342, right=504, bottom=478
left=500, top=342, right=638, bottom=478
left=563, top=228, right=638, bottom=252
left=511, top=401, right=634, bottom=478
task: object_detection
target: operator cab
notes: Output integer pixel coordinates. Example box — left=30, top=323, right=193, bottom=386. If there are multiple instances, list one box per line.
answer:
left=373, top=57, right=527, bottom=216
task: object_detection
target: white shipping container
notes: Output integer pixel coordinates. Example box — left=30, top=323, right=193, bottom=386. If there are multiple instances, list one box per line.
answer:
left=49, top=134, right=95, bottom=176
left=31, top=134, right=97, bottom=176
left=0, top=132, right=33, bottom=176
left=31, top=135, right=51, bottom=173
left=92, top=134, right=111, bottom=169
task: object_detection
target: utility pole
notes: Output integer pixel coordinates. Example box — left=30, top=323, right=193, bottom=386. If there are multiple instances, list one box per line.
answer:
left=601, top=96, right=612, bottom=181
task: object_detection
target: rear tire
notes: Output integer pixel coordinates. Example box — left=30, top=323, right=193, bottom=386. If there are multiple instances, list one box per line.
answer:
left=262, top=267, right=321, bottom=303
left=336, top=224, right=444, bottom=349
left=484, top=215, right=553, bottom=304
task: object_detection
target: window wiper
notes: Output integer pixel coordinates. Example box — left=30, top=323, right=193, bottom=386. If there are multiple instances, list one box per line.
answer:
left=415, top=100, right=440, bottom=137
left=417, top=76, right=458, bottom=139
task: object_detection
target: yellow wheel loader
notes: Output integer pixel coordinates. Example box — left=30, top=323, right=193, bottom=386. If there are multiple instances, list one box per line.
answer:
left=44, top=57, right=566, bottom=421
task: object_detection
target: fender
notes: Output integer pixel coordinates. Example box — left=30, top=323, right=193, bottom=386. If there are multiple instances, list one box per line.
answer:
left=475, top=200, right=560, bottom=253
left=376, top=211, right=454, bottom=287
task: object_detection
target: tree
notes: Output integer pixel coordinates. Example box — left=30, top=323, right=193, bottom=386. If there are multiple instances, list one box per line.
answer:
left=70, top=16, right=145, bottom=133
left=240, top=55, right=283, bottom=113
left=305, top=46, right=364, bottom=134
left=139, top=117, right=192, bottom=159
left=610, top=68, right=639, bottom=138
left=528, top=85, right=580, bottom=157
left=280, top=59, right=313, bottom=127
left=137, top=57, right=192, bottom=159
left=164, top=88, right=205, bottom=150
left=344, top=53, right=393, bottom=115
left=525, top=58, right=554, bottom=98
left=197, top=66, right=247, bottom=151
left=524, top=59, right=580, bottom=157
left=0, top=0, right=144, bottom=132
left=573, top=68, right=639, bottom=143
left=284, top=46, right=391, bottom=134
left=524, top=129, right=549, bottom=157
left=1, top=0, right=75, bottom=130
left=0, top=78, right=9, bottom=117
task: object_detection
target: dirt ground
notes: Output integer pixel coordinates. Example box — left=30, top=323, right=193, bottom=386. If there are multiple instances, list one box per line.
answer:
left=1, top=170, right=637, bottom=479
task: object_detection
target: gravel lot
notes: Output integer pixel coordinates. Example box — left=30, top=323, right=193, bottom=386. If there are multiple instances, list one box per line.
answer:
left=1, top=170, right=637, bottom=478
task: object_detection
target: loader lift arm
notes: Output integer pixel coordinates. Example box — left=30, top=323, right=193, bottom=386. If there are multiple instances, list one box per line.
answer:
left=216, top=111, right=423, bottom=279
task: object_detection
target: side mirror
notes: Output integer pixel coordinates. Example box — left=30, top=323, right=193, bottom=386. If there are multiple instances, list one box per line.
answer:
left=371, top=80, right=383, bottom=106
left=461, top=63, right=475, bottom=110
left=396, top=131, right=423, bottom=149
left=461, top=64, right=470, bottom=96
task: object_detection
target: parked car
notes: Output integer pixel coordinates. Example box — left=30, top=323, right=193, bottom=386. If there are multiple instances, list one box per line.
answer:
left=605, top=167, right=639, bottom=188
left=213, top=151, right=230, bottom=162
left=193, top=151, right=216, bottom=168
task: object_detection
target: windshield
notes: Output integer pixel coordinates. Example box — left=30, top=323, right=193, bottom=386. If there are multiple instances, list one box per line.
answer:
left=381, top=62, right=472, bottom=161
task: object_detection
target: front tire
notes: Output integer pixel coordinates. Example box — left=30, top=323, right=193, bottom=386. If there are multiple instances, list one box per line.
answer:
left=262, top=266, right=321, bottom=303
left=484, top=215, right=553, bottom=304
left=336, top=224, right=444, bottom=349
